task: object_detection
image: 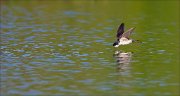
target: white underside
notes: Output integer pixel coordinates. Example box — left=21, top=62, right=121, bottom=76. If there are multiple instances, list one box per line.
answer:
left=114, top=39, right=132, bottom=47
left=119, top=39, right=132, bottom=45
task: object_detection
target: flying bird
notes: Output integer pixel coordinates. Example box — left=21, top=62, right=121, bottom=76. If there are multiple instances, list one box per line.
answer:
left=113, top=23, right=135, bottom=47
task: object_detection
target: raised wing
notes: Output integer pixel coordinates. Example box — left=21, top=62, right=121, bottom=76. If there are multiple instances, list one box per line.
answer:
left=122, top=27, right=135, bottom=39
left=116, top=23, right=124, bottom=38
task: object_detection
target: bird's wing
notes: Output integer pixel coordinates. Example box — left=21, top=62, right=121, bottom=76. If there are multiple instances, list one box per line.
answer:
left=116, top=23, right=124, bottom=39
left=122, top=27, right=135, bottom=39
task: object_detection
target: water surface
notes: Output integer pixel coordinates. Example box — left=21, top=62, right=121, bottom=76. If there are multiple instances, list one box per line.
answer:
left=1, top=0, right=179, bottom=96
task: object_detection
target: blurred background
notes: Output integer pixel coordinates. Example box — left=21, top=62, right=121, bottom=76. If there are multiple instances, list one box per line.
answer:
left=1, top=0, right=179, bottom=95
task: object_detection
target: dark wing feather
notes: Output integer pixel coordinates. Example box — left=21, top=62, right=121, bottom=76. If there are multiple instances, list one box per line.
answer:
left=116, top=23, right=124, bottom=39
left=122, top=27, right=135, bottom=39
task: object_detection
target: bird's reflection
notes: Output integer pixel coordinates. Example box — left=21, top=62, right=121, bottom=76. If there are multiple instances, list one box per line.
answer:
left=113, top=50, right=132, bottom=72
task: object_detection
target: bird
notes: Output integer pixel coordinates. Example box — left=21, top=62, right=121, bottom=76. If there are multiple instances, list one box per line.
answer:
left=113, top=23, right=135, bottom=47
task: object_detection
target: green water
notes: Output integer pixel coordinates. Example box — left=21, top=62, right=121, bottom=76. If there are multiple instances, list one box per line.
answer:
left=1, top=0, right=179, bottom=96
